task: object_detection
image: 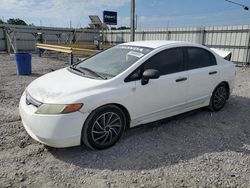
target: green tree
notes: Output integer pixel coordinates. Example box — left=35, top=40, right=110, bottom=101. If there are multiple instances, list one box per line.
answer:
left=7, top=18, right=27, bottom=25
left=0, top=19, right=5, bottom=24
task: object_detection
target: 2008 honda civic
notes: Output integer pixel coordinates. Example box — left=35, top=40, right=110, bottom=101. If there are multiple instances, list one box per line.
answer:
left=19, top=41, right=235, bottom=150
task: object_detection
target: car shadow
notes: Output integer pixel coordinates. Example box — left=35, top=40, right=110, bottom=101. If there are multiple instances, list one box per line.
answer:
left=50, top=95, right=250, bottom=170
left=28, top=73, right=44, bottom=78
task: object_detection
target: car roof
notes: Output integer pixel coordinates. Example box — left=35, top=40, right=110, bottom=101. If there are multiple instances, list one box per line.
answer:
left=121, top=40, right=198, bottom=49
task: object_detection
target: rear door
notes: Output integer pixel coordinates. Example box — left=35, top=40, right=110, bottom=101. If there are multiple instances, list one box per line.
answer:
left=185, top=47, right=219, bottom=107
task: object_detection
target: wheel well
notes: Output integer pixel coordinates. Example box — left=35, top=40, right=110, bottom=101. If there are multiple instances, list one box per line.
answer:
left=90, top=103, right=131, bottom=129
left=219, top=81, right=230, bottom=99
left=81, top=103, right=131, bottom=146
left=110, top=103, right=131, bottom=129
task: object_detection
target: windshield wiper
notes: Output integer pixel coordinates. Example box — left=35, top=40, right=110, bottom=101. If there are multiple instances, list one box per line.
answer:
left=69, top=66, right=85, bottom=75
left=78, top=67, right=107, bottom=80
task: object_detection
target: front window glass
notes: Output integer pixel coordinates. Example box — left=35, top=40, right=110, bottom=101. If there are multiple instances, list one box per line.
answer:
left=76, top=45, right=153, bottom=78
left=125, top=48, right=184, bottom=82
left=144, top=48, right=184, bottom=76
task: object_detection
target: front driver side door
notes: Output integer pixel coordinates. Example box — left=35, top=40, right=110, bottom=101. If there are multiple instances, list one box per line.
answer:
left=128, top=47, right=189, bottom=126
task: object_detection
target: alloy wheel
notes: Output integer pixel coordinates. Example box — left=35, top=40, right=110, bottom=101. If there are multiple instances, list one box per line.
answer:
left=91, top=112, right=122, bottom=146
left=213, top=86, right=227, bottom=109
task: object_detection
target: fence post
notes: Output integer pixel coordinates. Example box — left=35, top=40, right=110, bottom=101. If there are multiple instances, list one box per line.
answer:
left=121, top=31, right=124, bottom=43
left=198, top=27, right=206, bottom=45
left=141, top=31, right=144, bottom=41
left=202, top=28, right=206, bottom=45
left=69, top=53, right=73, bottom=65
left=13, top=31, right=18, bottom=52
left=5, top=29, right=17, bottom=53
left=167, top=31, right=171, bottom=40
left=111, top=31, right=113, bottom=45
left=3, top=28, right=10, bottom=53
left=245, top=29, right=250, bottom=66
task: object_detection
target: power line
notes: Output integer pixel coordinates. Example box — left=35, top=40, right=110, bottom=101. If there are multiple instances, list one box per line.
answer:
left=225, top=0, right=249, bottom=10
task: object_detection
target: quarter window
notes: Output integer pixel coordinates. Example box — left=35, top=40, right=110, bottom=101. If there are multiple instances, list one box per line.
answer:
left=187, top=47, right=216, bottom=70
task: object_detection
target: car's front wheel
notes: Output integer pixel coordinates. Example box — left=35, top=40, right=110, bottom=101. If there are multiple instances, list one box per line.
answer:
left=209, top=83, right=229, bottom=111
left=82, top=105, right=126, bottom=150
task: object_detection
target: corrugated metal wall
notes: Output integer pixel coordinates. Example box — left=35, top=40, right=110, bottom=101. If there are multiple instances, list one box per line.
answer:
left=1, top=24, right=250, bottom=64
left=0, top=24, right=96, bottom=52
left=204, top=25, right=250, bottom=63
left=104, top=25, right=250, bottom=64
left=0, top=28, right=6, bottom=51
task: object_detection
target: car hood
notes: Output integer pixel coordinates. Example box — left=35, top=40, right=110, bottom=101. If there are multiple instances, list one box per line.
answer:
left=26, top=68, right=105, bottom=103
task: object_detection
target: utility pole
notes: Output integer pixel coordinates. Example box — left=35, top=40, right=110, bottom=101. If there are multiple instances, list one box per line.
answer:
left=225, top=0, right=249, bottom=10
left=136, top=14, right=138, bottom=30
left=130, top=0, right=135, bottom=41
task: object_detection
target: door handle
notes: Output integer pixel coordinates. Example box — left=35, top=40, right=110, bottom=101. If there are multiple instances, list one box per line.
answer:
left=176, top=77, right=187, bottom=82
left=209, top=71, right=217, bottom=75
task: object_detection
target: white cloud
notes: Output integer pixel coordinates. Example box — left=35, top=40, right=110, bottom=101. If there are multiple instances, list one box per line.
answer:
left=0, top=0, right=129, bottom=27
left=1, top=0, right=241, bottom=29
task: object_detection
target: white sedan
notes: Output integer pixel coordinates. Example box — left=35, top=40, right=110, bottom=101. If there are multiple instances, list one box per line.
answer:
left=19, top=41, right=235, bottom=150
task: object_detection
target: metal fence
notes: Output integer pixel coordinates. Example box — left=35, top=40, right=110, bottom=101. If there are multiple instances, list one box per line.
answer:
left=1, top=24, right=250, bottom=64
left=0, top=24, right=96, bottom=52
left=104, top=25, right=250, bottom=64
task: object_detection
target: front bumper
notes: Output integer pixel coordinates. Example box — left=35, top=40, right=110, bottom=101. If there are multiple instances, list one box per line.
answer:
left=19, top=93, right=89, bottom=148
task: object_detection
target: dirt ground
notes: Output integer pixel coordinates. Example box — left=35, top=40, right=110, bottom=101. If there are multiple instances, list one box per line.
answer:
left=0, top=53, right=250, bottom=188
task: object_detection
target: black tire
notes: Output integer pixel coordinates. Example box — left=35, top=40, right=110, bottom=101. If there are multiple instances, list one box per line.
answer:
left=82, top=105, right=126, bottom=150
left=209, top=83, right=229, bottom=112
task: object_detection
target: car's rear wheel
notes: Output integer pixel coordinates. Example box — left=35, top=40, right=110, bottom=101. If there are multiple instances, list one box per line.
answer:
left=209, top=83, right=229, bottom=111
left=82, top=105, right=126, bottom=150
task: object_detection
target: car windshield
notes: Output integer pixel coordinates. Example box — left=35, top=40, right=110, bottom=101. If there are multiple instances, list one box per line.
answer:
left=76, top=45, right=153, bottom=78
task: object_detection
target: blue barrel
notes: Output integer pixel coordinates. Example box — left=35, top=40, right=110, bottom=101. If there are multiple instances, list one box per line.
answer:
left=15, top=53, right=32, bottom=75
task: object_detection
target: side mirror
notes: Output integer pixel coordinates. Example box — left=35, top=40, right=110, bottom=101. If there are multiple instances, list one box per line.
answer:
left=141, top=69, right=160, bottom=85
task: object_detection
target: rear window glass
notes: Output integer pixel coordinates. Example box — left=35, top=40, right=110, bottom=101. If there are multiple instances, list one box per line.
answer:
left=187, top=47, right=216, bottom=69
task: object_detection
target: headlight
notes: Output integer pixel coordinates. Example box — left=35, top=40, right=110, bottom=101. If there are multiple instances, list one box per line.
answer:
left=36, top=103, right=83, bottom=114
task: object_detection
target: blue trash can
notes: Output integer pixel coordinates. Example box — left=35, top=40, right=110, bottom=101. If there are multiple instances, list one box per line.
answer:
left=15, top=53, right=32, bottom=75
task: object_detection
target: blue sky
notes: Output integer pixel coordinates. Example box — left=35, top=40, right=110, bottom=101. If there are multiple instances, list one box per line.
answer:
left=0, top=0, right=250, bottom=29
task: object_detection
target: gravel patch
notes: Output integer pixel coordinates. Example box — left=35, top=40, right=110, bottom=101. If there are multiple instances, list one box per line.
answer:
left=0, top=53, right=250, bottom=187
